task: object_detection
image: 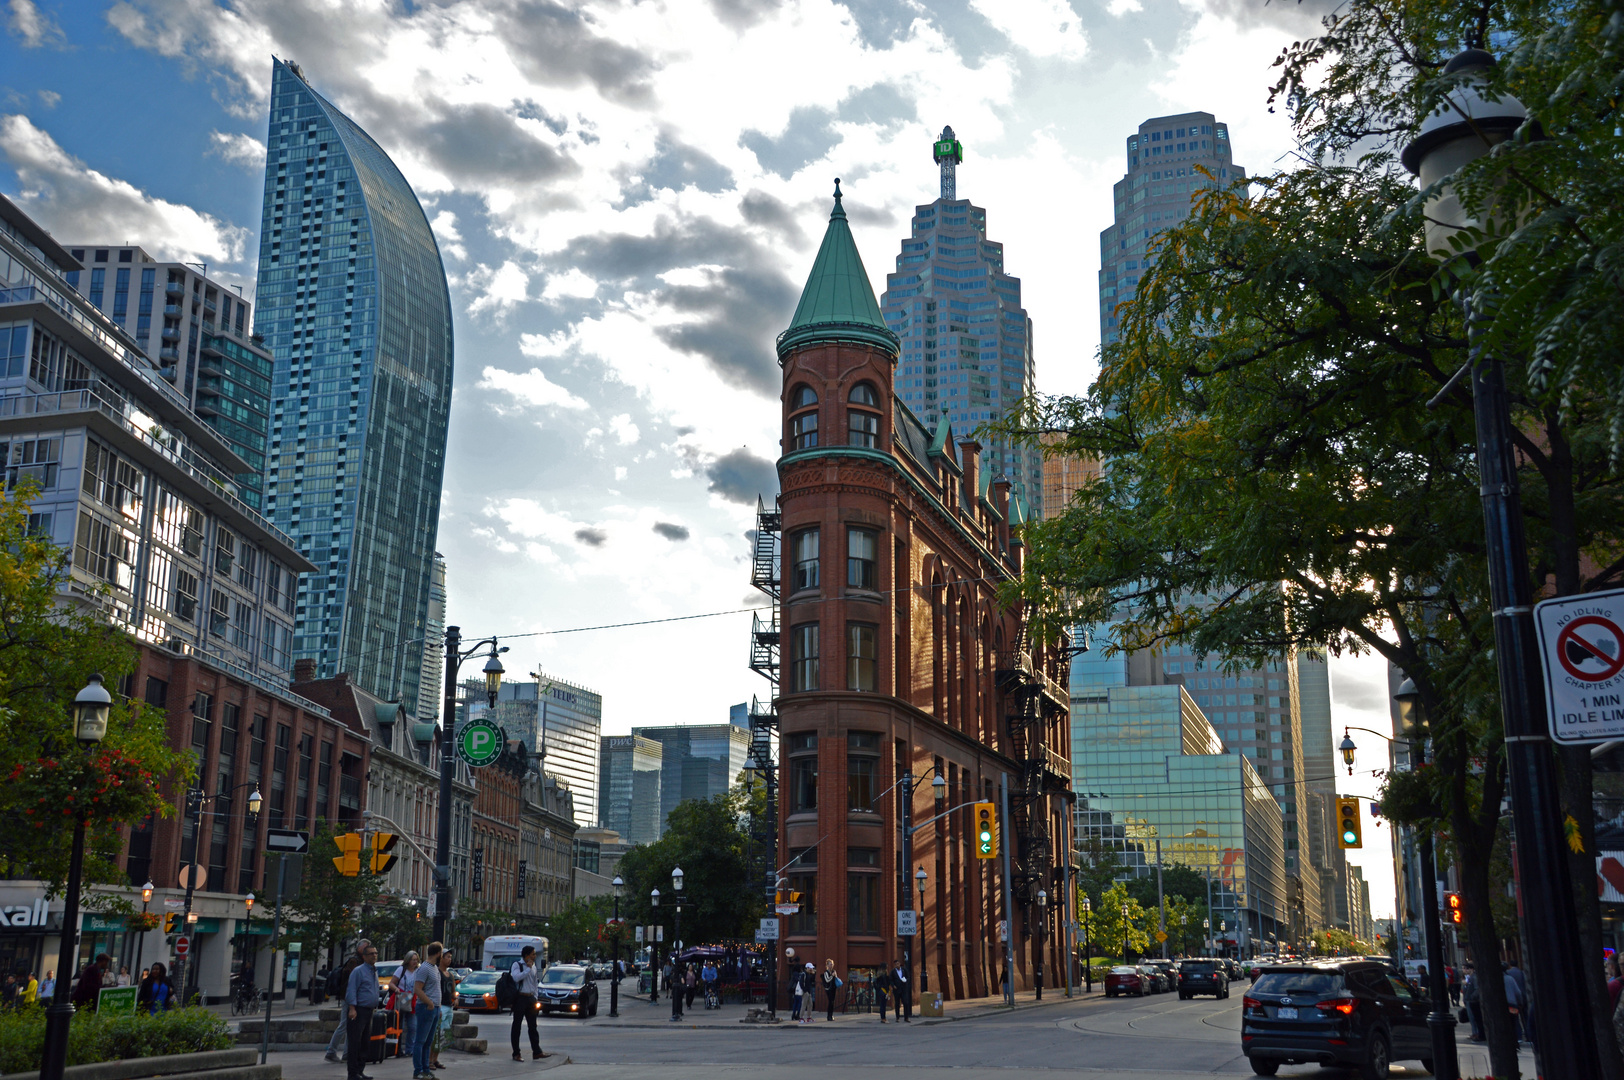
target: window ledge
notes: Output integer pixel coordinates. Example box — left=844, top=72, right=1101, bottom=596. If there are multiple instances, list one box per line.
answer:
left=845, top=588, right=884, bottom=603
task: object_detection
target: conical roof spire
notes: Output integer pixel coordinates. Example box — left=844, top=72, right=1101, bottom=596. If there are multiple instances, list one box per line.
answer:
left=776, top=179, right=899, bottom=361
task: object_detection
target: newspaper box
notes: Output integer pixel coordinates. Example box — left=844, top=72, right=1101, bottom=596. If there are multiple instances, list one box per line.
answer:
left=918, top=991, right=944, bottom=1018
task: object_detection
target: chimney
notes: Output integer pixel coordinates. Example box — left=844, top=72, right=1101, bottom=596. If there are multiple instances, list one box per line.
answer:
left=292, top=658, right=317, bottom=683
left=992, top=478, right=1012, bottom=552
left=958, top=439, right=981, bottom=513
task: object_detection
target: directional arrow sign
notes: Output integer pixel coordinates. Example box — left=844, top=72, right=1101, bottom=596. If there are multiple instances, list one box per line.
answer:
left=266, top=829, right=310, bottom=854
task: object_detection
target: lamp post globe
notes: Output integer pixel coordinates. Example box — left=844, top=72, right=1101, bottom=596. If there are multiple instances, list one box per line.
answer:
left=248, top=789, right=263, bottom=816
left=482, top=652, right=505, bottom=707
left=73, top=673, right=112, bottom=744
left=141, top=881, right=154, bottom=904
left=1339, top=733, right=1357, bottom=773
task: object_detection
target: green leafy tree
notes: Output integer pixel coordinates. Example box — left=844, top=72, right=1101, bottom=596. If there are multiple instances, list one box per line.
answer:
left=1074, top=836, right=1122, bottom=910
left=615, top=794, right=756, bottom=946
left=0, top=482, right=191, bottom=892
left=537, top=895, right=614, bottom=962
left=1087, top=884, right=1152, bottom=962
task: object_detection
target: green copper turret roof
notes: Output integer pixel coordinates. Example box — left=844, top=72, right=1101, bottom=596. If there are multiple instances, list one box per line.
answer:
left=777, top=180, right=900, bottom=360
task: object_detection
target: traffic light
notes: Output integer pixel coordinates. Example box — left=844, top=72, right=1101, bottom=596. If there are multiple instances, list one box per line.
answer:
left=164, top=913, right=179, bottom=934
left=1445, top=892, right=1464, bottom=926
left=370, top=833, right=399, bottom=875
left=974, top=802, right=998, bottom=859
left=333, top=832, right=363, bottom=876
left=1337, top=797, right=1362, bottom=849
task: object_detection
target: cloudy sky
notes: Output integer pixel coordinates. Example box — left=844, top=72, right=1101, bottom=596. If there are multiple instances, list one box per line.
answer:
left=1, top=0, right=1403, bottom=918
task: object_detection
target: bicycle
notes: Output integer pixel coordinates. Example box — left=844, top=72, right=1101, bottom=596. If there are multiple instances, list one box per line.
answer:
left=231, top=983, right=262, bottom=1015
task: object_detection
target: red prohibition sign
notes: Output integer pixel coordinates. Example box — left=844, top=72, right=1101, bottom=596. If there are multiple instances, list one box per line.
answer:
left=1556, top=615, right=1624, bottom=682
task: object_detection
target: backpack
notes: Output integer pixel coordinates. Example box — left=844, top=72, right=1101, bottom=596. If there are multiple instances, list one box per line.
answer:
left=327, top=958, right=358, bottom=999
left=495, top=970, right=518, bottom=1008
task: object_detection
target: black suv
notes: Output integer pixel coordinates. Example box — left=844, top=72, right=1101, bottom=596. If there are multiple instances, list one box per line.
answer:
left=1241, top=960, right=1431, bottom=1077
left=1177, top=958, right=1229, bottom=999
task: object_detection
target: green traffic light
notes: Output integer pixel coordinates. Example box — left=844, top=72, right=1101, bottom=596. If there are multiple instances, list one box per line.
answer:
left=1342, top=829, right=1357, bottom=844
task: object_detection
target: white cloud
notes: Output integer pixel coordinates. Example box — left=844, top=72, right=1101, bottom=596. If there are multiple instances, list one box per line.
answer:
left=1107, top=0, right=1143, bottom=14
left=7, top=0, right=63, bottom=48
left=476, top=365, right=589, bottom=411
left=970, top=0, right=1088, bottom=61
left=608, top=413, right=640, bottom=445
left=465, top=260, right=530, bottom=316
left=0, top=114, right=247, bottom=264
left=206, top=130, right=266, bottom=169
left=36, top=90, right=59, bottom=109
left=541, top=268, right=599, bottom=302
left=431, top=211, right=466, bottom=261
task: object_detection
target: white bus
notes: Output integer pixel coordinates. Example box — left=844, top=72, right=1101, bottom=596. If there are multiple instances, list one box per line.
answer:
left=482, top=934, right=549, bottom=973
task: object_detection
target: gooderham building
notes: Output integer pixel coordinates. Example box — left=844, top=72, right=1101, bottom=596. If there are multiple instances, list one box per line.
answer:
left=765, top=182, right=1071, bottom=1003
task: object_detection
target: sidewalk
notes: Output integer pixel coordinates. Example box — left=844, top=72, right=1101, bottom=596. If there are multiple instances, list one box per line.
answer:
left=594, top=982, right=1080, bottom=1029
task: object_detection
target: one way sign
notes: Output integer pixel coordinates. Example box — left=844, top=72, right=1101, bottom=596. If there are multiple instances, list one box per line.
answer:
left=266, top=829, right=310, bottom=854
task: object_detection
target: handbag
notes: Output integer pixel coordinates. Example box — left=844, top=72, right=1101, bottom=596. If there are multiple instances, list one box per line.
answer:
left=1457, top=1008, right=1469, bottom=1024
left=836, top=977, right=842, bottom=988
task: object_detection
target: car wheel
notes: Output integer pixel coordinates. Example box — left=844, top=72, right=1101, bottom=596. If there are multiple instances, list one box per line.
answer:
left=1248, top=1059, right=1279, bottom=1077
left=1360, top=1030, right=1391, bottom=1080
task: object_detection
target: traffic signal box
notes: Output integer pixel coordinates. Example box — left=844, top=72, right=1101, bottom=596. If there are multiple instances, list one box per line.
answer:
left=370, top=833, right=398, bottom=874
left=974, top=802, right=998, bottom=859
left=1337, top=797, right=1362, bottom=849
left=1445, top=892, right=1464, bottom=926
left=164, top=913, right=180, bottom=933
left=333, top=832, right=364, bottom=876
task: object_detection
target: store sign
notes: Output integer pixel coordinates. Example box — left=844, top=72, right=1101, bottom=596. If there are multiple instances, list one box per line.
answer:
left=472, top=848, right=484, bottom=894
left=84, top=914, right=127, bottom=932
left=0, top=899, right=49, bottom=928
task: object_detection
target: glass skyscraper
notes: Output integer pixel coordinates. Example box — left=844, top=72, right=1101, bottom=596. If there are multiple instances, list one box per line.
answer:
left=1098, top=112, right=1246, bottom=348
left=880, top=127, right=1043, bottom=514
left=253, top=58, right=453, bottom=714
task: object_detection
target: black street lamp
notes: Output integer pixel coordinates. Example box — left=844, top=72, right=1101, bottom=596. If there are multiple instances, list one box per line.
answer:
left=1400, top=46, right=1599, bottom=1079
left=178, top=780, right=261, bottom=1006
left=1035, top=890, right=1047, bottom=1001
left=898, top=769, right=946, bottom=1004
left=648, top=888, right=660, bottom=1005
left=1121, top=903, right=1129, bottom=963
left=669, top=867, right=684, bottom=1021
left=432, top=628, right=505, bottom=942
left=134, top=880, right=155, bottom=983
left=609, top=876, right=622, bottom=1017
left=40, top=674, right=113, bottom=1080
left=1080, top=897, right=1092, bottom=993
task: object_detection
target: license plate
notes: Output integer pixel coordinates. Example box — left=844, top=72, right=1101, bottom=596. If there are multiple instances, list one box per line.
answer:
left=1276, top=1007, right=1298, bottom=1019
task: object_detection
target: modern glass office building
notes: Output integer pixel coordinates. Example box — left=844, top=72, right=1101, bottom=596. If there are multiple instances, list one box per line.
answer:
left=879, top=127, right=1043, bottom=514
left=253, top=58, right=453, bottom=714
left=1072, top=684, right=1287, bottom=953
left=632, top=723, right=752, bottom=833
left=598, top=734, right=662, bottom=845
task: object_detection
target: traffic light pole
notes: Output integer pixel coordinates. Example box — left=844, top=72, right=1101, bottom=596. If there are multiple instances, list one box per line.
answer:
left=1412, top=741, right=1459, bottom=1080
left=999, top=774, right=1015, bottom=1007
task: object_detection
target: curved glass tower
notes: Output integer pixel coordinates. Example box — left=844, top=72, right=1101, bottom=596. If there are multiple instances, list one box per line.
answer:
left=253, top=58, right=453, bottom=714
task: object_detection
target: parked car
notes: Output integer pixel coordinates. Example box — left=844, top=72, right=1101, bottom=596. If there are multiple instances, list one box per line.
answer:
left=1224, top=958, right=1243, bottom=980
left=1241, top=960, right=1432, bottom=1077
left=1146, top=960, right=1178, bottom=990
left=537, top=963, right=599, bottom=1018
left=1178, top=958, right=1229, bottom=1000
left=456, top=971, right=503, bottom=1013
left=1140, top=965, right=1171, bottom=993
left=1105, top=965, right=1147, bottom=998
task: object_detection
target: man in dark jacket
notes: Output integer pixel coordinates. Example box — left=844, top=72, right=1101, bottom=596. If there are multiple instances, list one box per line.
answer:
left=344, top=944, right=380, bottom=1080
left=890, top=960, right=912, bottom=1023
left=71, top=954, right=110, bottom=1009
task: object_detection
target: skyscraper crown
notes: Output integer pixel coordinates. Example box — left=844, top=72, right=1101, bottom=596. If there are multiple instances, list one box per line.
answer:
left=777, top=180, right=898, bottom=360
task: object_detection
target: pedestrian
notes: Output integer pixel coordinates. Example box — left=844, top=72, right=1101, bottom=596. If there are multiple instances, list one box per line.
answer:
left=821, top=960, right=840, bottom=1021
left=1447, top=965, right=1460, bottom=1007
left=71, top=954, right=110, bottom=1010
left=395, top=954, right=420, bottom=1061
left=38, top=970, right=54, bottom=1001
left=1506, top=961, right=1532, bottom=1045
left=409, top=943, right=443, bottom=1080
left=21, top=971, right=37, bottom=1007
left=138, top=962, right=172, bottom=1015
left=325, top=943, right=369, bottom=1064
left=0, top=975, right=16, bottom=1009
left=117, top=966, right=132, bottom=987
left=1462, top=962, right=1483, bottom=1042
left=1608, top=957, right=1624, bottom=1016
left=890, top=959, right=912, bottom=1023
left=873, top=968, right=889, bottom=1023
left=684, top=962, right=697, bottom=1009
left=344, top=942, right=380, bottom=1080
left=432, top=950, right=458, bottom=1071
left=791, top=963, right=809, bottom=1022
left=1502, top=963, right=1525, bottom=1047
left=508, top=945, right=545, bottom=1063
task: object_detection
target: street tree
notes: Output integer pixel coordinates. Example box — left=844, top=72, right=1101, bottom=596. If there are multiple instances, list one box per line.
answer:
left=615, top=793, right=757, bottom=946
left=0, top=481, right=192, bottom=893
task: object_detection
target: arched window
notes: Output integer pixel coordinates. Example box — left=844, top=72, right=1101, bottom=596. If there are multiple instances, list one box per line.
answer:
left=848, top=381, right=880, bottom=448
left=788, top=384, right=818, bottom=450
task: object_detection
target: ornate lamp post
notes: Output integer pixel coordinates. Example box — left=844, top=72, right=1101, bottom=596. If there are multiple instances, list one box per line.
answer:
left=433, top=629, right=506, bottom=941
left=609, top=876, right=622, bottom=1017
left=1121, top=903, right=1129, bottom=962
left=914, top=867, right=928, bottom=993
left=648, top=888, right=660, bottom=1005
left=669, top=867, right=684, bottom=1021
left=134, top=880, right=155, bottom=982
left=1203, top=918, right=1210, bottom=955
left=1035, top=890, right=1047, bottom=1000
left=40, top=675, right=113, bottom=1080
left=1399, top=46, right=1599, bottom=1079
left=1080, top=897, right=1092, bottom=993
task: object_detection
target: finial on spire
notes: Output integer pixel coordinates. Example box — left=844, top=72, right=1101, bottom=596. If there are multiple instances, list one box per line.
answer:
left=831, top=177, right=846, bottom=220
left=933, top=126, right=963, bottom=201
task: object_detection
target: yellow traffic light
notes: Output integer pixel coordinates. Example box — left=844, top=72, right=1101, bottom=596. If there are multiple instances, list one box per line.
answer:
left=1337, top=797, right=1362, bottom=849
left=974, top=802, right=998, bottom=859
left=370, top=833, right=399, bottom=875
left=1445, top=892, right=1464, bottom=925
left=164, top=913, right=179, bottom=934
left=333, top=832, right=363, bottom=876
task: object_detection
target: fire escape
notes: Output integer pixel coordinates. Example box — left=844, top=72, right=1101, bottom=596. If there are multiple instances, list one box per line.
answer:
left=997, top=607, right=1072, bottom=932
left=747, top=497, right=782, bottom=905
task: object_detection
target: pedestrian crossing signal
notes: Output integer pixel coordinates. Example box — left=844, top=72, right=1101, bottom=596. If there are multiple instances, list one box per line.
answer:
left=974, top=802, right=998, bottom=859
left=1445, top=892, right=1464, bottom=925
left=1337, top=797, right=1362, bottom=849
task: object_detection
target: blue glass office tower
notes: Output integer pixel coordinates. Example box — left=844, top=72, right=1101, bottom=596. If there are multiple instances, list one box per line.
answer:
left=880, top=127, right=1043, bottom=515
left=253, top=59, right=453, bottom=714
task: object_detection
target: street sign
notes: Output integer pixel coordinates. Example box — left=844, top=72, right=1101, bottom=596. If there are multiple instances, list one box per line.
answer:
left=759, top=917, right=778, bottom=932
left=755, top=929, right=777, bottom=943
left=757, top=920, right=778, bottom=939
left=163, top=898, right=185, bottom=910
left=457, top=719, right=505, bottom=767
left=998, top=919, right=1007, bottom=942
left=175, top=936, right=190, bottom=957
left=266, top=828, right=309, bottom=854
left=636, top=926, right=644, bottom=943
left=97, top=985, right=138, bottom=1016
left=1155, top=931, right=1168, bottom=943
left=897, top=910, right=918, bottom=936
left=1536, top=588, right=1624, bottom=743
left=774, top=903, right=799, bottom=915
left=177, top=864, right=207, bottom=890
